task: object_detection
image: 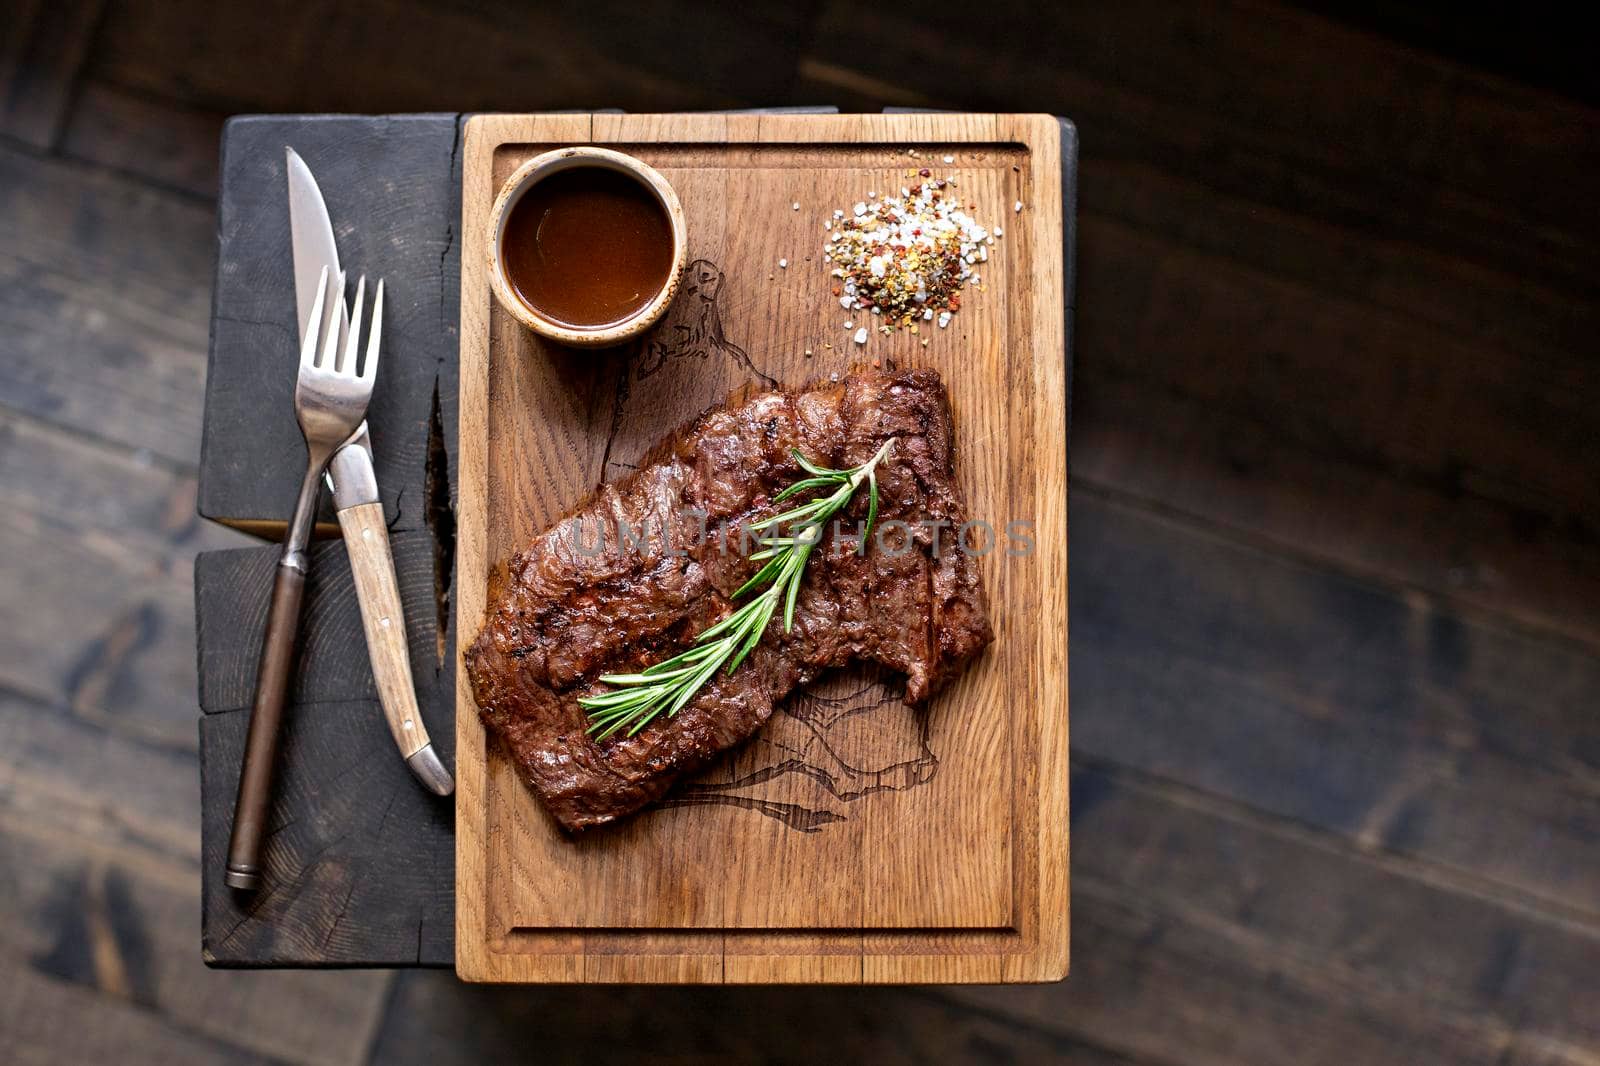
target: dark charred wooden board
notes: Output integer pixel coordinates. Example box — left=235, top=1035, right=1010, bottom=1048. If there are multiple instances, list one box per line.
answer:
left=196, top=532, right=458, bottom=968
left=198, top=113, right=462, bottom=538
left=196, top=114, right=463, bottom=966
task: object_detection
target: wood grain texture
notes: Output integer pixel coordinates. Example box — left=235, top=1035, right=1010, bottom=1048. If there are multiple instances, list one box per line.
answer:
left=87, top=0, right=811, bottom=116
left=196, top=535, right=443, bottom=715
left=59, top=81, right=224, bottom=198
left=200, top=698, right=455, bottom=967
left=0, top=692, right=395, bottom=1064
left=338, top=501, right=434, bottom=759
left=455, top=113, right=1069, bottom=983
left=942, top=760, right=1600, bottom=1064
left=0, top=146, right=212, bottom=465
left=196, top=537, right=456, bottom=966
left=0, top=422, right=236, bottom=748
left=1071, top=492, right=1600, bottom=922
left=0, top=0, right=103, bottom=148
left=369, top=974, right=1138, bottom=1065
left=199, top=113, right=462, bottom=536
left=0, top=0, right=1581, bottom=1058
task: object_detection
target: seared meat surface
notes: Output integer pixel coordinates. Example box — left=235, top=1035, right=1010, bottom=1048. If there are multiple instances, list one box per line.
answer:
left=465, top=369, right=993, bottom=831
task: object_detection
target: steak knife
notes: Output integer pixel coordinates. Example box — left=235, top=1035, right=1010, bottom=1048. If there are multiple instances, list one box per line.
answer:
left=287, top=146, right=453, bottom=796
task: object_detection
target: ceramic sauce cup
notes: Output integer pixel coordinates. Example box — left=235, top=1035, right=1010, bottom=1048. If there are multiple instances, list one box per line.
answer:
left=488, top=147, right=687, bottom=347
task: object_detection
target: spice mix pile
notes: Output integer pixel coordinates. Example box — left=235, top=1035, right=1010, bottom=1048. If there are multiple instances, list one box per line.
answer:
left=823, top=177, right=1000, bottom=338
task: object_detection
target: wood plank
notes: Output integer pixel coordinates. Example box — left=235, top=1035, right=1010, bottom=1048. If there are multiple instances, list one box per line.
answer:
left=199, top=114, right=462, bottom=535
left=0, top=826, right=394, bottom=1065
left=0, top=0, right=102, bottom=148
left=1082, top=158, right=1595, bottom=380
left=200, top=700, right=455, bottom=967
left=0, top=144, right=213, bottom=464
left=1304, top=3, right=1600, bottom=108
left=456, top=112, right=1067, bottom=982
left=1072, top=492, right=1600, bottom=918
left=0, top=409, right=241, bottom=557
left=195, top=536, right=444, bottom=715
left=1077, top=214, right=1599, bottom=537
left=1076, top=372, right=1600, bottom=651
left=810, top=0, right=1600, bottom=301
left=0, top=688, right=198, bottom=869
left=195, top=112, right=469, bottom=966
left=370, top=973, right=1136, bottom=1065
left=60, top=81, right=224, bottom=198
left=946, top=763, right=1600, bottom=1059
left=86, top=0, right=806, bottom=114
left=0, top=693, right=394, bottom=1065
left=0, top=491, right=214, bottom=751
left=0, top=408, right=245, bottom=749
left=948, top=888, right=1537, bottom=1066
left=1, top=965, right=274, bottom=1066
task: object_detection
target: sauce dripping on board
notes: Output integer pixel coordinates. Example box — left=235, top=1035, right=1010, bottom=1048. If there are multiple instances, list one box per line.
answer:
left=502, top=166, right=675, bottom=329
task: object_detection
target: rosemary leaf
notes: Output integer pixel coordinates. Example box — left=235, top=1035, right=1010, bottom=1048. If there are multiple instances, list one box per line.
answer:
left=791, top=450, right=846, bottom=478
left=773, top=476, right=840, bottom=501
left=578, top=438, right=896, bottom=740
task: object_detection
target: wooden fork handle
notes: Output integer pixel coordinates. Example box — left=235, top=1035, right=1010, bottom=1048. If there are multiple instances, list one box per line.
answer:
left=224, top=559, right=306, bottom=890
left=338, top=501, right=454, bottom=795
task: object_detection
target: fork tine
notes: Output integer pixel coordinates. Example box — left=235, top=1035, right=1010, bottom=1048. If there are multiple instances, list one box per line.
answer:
left=362, top=279, right=384, bottom=382
left=300, top=265, right=329, bottom=368
left=320, top=270, right=343, bottom=369
left=341, top=275, right=367, bottom=376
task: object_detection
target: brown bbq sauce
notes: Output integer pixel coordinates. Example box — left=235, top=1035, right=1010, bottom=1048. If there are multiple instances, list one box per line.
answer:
left=502, top=166, right=674, bottom=329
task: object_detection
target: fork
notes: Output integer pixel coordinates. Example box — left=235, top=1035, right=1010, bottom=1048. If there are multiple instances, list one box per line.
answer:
left=225, top=265, right=383, bottom=891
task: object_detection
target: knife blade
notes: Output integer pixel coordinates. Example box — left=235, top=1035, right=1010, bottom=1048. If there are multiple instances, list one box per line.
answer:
left=287, top=147, right=453, bottom=796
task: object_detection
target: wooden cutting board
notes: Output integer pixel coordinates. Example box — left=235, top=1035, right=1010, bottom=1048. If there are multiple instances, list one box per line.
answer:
left=455, top=113, right=1068, bottom=983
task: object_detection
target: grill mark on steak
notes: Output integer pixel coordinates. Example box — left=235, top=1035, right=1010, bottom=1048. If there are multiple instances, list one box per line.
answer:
left=465, top=368, right=994, bottom=832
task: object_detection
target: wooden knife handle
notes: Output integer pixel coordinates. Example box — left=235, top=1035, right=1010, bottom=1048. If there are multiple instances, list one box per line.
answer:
left=336, top=502, right=437, bottom=763
left=225, top=560, right=306, bottom=890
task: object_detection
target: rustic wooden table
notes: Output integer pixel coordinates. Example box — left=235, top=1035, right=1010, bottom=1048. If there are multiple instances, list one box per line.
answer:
left=9, top=3, right=1596, bottom=1057
left=195, top=109, right=1078, bottom=968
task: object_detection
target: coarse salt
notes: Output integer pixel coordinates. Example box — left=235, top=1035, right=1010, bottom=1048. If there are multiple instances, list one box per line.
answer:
left=792, top=202, right=800, bottom=210
left=778, top=258, right=787, bottom=268
left=852, top=327, right=868, bottom=345
left=822, top=178, right=993, bottom=332
left=942, top=154, right=955, bottom=163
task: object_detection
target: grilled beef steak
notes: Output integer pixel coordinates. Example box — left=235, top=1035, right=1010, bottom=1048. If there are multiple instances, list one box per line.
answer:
left=465, top=369, right=993, bottom=831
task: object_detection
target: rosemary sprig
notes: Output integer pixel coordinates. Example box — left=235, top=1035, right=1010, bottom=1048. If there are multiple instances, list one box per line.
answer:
left=579, top=438, right=894, bottom=741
